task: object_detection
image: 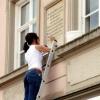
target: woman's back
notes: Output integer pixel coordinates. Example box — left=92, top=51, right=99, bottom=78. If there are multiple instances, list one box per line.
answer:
left=25, top=45, right=43, bottom=70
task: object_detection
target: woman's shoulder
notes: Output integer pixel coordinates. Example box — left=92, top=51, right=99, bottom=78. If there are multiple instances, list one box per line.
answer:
left=30, top=45, right=41, bottom=52
left=29, top=45, right=36, bottom=50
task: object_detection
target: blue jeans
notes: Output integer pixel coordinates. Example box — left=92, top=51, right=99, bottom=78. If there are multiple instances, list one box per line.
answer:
left=24, top=69, right=42, bottom=100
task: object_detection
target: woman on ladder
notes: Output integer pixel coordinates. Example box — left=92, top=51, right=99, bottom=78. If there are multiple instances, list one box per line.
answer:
left=23, top=32, right=50, bottom=100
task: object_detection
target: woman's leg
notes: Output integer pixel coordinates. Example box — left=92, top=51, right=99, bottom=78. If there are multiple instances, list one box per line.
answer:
left=35, top=75, right=42, bottom=98
left=24, top=76, right=29, bottom=100
left=28, top=83, right=37, bottom=100
left=27, top=71, right=42, bottom=100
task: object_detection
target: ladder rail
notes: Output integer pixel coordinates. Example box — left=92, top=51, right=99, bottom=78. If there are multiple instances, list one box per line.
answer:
left=36, top=40, right=57, bottom=100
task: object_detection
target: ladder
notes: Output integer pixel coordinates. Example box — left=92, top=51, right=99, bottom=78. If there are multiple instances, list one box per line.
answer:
left=36, top=40, right=57, bottom=100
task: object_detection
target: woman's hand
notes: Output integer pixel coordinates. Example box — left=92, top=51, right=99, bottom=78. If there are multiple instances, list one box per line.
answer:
left=47, top=35, right=56, bottom=42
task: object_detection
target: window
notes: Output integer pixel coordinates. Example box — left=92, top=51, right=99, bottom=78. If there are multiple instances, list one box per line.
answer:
left=84, top=0, right=99, bottom=33
left=66, top=0, right=99, bottom=42
left=14, top=0, right=39, bottom=69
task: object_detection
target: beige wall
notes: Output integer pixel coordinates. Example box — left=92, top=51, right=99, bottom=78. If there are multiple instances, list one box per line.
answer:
left=65, top=38, right=100, bottom=93
left=0, top=0, right=16, bottom=74
left=67, top=41, right=100, bottom=85
left=0, top=90, right=3, bottom=100
left=0, top=0, right=7, bottom=76
left=3, top=78, right=24, bottom=100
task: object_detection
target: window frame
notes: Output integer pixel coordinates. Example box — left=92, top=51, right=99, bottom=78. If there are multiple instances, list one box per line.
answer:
left=14, top=0, right=39, bottom=69
left=66, top=0, right=100, bottom=42
left=82, top=0, right=99, bottom=33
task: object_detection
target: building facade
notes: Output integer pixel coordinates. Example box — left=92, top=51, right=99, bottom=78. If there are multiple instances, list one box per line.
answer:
left=0, top=0, right=100, bottom=100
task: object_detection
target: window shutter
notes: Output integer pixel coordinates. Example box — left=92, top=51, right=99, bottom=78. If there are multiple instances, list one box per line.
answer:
left=46, top=0, right=65, bottom=47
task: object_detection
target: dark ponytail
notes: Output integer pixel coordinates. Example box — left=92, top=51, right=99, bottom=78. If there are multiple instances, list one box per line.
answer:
left=23, top=42, right=29, bottom=53
left=23, top=32, right=39, bottom=53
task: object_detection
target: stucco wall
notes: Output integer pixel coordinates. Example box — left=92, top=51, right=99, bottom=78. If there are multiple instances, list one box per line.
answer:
left=64, top=38, right=100, bottom=94
left=0, top=90, right=3, bottom=100
left=3, top=78, right=24, bottom=100
left=67, top=41, right=100, bottom=85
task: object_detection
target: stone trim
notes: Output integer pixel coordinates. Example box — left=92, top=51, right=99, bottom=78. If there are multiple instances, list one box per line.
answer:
left=0, top=27, right=100, bottom=87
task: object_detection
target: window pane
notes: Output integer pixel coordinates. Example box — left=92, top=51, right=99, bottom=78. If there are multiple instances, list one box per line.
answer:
left=21, top=2, right=29, bottom=25
left=20, top=53, right=26, bottom=66
left=20, top=28, right=29, bottom=50
left=33, top=0, right=37, bottom=18
left=33, top=23, right=36, bottom=32
left=86, top=0, right=99, bottom=15
left=20, top=28, right=29, bottom=66
left=85, top=12, right=99, bottom=32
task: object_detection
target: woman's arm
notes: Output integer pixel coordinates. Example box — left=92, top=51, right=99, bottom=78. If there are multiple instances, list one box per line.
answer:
left=35, top=45, right=50, bottom=52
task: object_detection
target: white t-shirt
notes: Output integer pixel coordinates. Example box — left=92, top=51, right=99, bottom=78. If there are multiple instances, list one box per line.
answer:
left=25, top=45, right=43, bottom=70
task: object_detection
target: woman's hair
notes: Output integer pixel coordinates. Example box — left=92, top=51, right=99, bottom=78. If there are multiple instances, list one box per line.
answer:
left=23, top=32, right=39, bottom=53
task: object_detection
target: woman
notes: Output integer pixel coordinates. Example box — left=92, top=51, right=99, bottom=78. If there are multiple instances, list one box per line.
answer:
left=23, top=32, right=50, bottom=100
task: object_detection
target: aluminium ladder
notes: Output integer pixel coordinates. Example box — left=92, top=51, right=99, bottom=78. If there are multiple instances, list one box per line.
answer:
left=36, top=40, right=57, bottom=100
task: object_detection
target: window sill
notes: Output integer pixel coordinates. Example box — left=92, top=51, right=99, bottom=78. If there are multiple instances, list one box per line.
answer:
left=54, top=27, right=100, bottom=62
